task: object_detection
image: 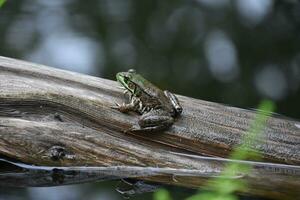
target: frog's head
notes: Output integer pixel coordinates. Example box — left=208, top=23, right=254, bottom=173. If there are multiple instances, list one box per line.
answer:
left=116, top=69, right=137, bottom=94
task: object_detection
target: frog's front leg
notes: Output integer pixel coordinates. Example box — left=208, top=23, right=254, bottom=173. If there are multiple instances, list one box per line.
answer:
left=129, top=109, right=174, bottom=132
left=112, top=96, right=139, bottom=113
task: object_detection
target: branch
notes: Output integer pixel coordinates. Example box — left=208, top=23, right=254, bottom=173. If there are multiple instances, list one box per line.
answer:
left=0, top=56, right=299, bottom=199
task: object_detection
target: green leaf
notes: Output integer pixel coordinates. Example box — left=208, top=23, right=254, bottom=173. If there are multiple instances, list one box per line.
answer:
left=153, top=189, right=172, bottom=200
left=185, top=100, right=275, bottom=200
left=0, top=0, right=6, bottom=8
left=186, top=192, right=238, bottom=200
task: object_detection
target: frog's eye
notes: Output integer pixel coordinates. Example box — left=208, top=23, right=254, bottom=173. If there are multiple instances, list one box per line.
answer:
left=128, top=69, right=136, bottom=73
left=123, top=76, right=129, bottom=83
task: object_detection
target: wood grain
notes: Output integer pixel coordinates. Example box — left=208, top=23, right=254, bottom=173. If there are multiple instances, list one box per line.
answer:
left=0, top=56, right=299, bottom=199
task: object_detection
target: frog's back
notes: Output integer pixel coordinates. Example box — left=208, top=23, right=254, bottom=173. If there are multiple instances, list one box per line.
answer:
left=133, top=74, right=174, bottom=114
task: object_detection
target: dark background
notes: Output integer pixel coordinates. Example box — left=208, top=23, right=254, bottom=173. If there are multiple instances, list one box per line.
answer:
left=0, top=0, right=299, bottom=199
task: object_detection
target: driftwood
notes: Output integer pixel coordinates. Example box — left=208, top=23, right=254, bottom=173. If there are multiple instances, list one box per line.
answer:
left=0, top=56, right=299, bottom=199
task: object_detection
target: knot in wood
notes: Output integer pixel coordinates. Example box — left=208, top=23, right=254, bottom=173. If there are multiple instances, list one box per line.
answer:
left=49, top=146, right=67, bottom=161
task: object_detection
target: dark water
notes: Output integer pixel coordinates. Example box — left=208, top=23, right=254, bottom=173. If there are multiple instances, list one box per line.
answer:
left=0, top=0, right=299, bottom=199
left=1, top=156, right=289, bottom=200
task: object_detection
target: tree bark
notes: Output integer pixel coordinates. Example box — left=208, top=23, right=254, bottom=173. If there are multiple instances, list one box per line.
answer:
left=0, top=56, right=299, bottom=199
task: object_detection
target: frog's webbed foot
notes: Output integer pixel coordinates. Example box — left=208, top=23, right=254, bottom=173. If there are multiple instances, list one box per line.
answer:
left=111, top=102, right=132, bottom=113
left=127, top=109, right=174, bottom=133
left=111, top=96, right=139, bottom=113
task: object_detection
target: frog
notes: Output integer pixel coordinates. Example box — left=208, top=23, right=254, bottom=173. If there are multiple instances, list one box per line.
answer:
left=112, top=69, right=182, bottom=132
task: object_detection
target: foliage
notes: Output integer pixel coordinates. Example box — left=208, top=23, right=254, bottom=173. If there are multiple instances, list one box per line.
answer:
left=153, top=188, right=172, bottom=200
left=0, top=0, right=6, bottom=8
left=154, top=100, right=275, bottom=200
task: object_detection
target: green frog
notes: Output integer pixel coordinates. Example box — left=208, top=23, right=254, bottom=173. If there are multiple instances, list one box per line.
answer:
left=113, top=69, right=182, bottom=132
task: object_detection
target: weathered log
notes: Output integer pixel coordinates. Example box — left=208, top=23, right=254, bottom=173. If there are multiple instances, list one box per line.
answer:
left=0, top=56, right=299, bottom=199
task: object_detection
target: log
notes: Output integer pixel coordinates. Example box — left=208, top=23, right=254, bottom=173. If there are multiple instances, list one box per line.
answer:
left=0, top=56, right=299, bottom=199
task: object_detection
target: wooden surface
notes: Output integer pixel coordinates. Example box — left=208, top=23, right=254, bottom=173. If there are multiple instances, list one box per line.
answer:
left=0, top=56, right=300, bottom=199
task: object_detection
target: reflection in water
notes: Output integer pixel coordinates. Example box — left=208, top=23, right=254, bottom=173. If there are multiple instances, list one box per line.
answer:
left=116, top=179, right=160, bottom=199
left=28, top=186, right=81, bottom=200
left=1, top=154, right=300, bottom=199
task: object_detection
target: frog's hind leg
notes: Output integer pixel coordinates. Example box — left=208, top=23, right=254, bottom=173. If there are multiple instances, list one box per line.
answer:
left=129, top=110, right=174, bottom=132
left=164, top=90, right=182, bottom=115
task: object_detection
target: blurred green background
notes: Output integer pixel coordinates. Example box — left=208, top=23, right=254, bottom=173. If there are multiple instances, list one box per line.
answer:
left=0, top=0, right=299, bottom=199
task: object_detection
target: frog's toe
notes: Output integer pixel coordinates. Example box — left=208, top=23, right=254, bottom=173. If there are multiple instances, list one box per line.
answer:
left=111, top=102, right=128, bottom=113
left=126, top=123, right=171, bottom=133
left=111, top=102, right=120, bottom=108
left=125, top=125, right=140, bottom=133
